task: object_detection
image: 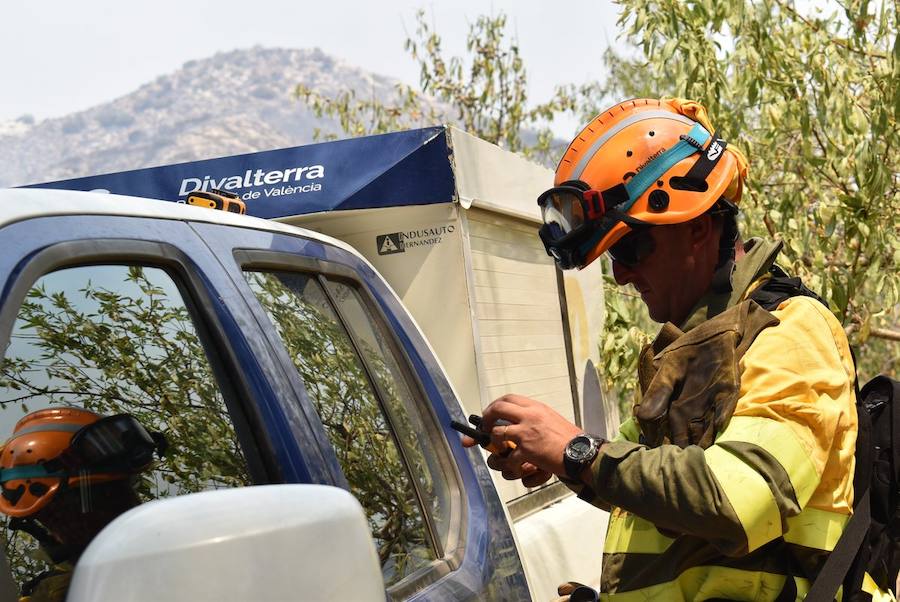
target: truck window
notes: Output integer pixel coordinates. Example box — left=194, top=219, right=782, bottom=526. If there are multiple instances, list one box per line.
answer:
left=320, top=279, right=454, bottom=547
left=244, top=270, right=447, bottom=587
left=0, top=265, right=252, bottom=592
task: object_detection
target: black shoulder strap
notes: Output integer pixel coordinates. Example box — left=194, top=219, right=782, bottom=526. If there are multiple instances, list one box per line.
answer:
left=805, top=379, right=874, bottom=601
left=805, top=489, right=872, bottom=602
left=748, top=265, right=826, bottom=311
left=806, top=377, right=899, bottom=600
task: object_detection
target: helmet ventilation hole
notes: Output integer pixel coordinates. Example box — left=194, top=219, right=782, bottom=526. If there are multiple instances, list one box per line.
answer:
left=28, top=482, right=49, bottom=496
left=649, top=130, right=655, bottom=137
left=626, top=150, right=633, bottom=157
left=2, top=485, right=25, bottom=505
left=657, top=180, right=664, bottom=187
left=669, top=176, right=709, bottom=192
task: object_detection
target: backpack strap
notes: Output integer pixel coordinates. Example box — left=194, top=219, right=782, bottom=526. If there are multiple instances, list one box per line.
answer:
left=805, top=378, right=875, bottom=601
left=748, top=265, right=826, bottom=311
left=805, top=489, right=872, bottom=602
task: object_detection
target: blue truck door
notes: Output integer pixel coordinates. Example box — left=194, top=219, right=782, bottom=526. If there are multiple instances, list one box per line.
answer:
left=0, top=213, right=355, bottom=596
left=190, top=221, right=531, bottom=601
left=0, top=213, right=330, bottom=484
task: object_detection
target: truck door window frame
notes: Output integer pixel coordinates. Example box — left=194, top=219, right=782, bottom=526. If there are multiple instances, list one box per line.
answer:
left=0, top=239, right=277, bottom=487
left=234, top=249, right=465, bottom=598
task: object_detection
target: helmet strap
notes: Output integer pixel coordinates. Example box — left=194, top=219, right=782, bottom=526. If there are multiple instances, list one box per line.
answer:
left=605, top=208, right=652, bottom=229
left=619, top=123, right=712, bottom=213
left=710, top=201, right=740, bottom=293
left=79, top=469, right=93, bottom=514
left=678, top=132, right=728, bottom=188
left=711, top=259, right=735, bottom=294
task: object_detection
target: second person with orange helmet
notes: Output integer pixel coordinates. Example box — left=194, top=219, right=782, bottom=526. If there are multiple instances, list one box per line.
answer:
left=0, top=407, right=166, bottom=602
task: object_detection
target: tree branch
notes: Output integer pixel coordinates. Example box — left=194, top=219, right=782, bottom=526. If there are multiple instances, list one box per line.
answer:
left=773, top=0, right=888, bottom=59
left=871, top=327, right=900, bottom=342
left=844, top=324, right=900, bottom=342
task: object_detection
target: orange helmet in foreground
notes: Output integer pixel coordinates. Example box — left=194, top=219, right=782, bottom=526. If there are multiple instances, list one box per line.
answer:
left=0, top=407, right=163, bottom=518
left=537, top=98, right=748, bottom=270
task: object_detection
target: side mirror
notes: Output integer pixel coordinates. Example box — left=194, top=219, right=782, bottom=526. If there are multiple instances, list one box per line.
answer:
left=67, top=485, right=384, bottom=602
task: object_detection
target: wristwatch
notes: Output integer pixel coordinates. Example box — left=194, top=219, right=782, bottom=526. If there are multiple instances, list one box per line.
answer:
left=563, top=433, right=605, bottom=480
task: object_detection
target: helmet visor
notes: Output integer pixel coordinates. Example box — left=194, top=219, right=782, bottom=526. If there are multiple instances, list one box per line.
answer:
left=70, top=414, right=159, bottom=472
left=538, top=186, right=588, bottom=239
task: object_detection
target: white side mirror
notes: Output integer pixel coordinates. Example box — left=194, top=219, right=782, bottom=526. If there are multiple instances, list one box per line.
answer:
left=67, top=485, right=384, bottom=602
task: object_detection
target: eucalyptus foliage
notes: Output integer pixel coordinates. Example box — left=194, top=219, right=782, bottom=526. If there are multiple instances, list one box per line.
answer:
left=0, top=264, right=442, bottom=590
left=594, top=0, right=899, bottom=410
left=244, top=271, right=437, bottom=585
left=297, top=10, right=574, bottom=163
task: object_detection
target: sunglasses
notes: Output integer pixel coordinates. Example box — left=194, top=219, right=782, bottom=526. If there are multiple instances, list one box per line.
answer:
left=607, top=228, right=656, bottom=268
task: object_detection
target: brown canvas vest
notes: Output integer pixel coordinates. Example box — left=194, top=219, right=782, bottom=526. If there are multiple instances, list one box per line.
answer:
left=635, top=300, right=779, bottom=449
left=633, top=238, right=784, bottom=449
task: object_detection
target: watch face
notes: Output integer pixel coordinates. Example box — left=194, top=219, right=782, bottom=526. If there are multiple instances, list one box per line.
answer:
left=566, top=435, right=595, bottom=462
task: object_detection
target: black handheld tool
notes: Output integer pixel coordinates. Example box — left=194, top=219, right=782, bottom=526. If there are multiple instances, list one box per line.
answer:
left=449, top=420, right=491, bottom=446
left=450, top=414, right=516, bottom=455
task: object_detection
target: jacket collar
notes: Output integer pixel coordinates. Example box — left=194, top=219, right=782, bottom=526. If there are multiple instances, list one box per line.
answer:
left=679, top=237, right=783, bottom=332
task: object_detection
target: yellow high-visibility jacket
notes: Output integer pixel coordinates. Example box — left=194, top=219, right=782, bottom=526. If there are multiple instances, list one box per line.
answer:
left=587, top=239, right=891, bottom=601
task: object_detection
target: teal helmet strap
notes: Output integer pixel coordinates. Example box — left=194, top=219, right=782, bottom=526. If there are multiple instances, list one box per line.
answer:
left=620, top=123, right=711, bottom=212
left=0, top=464, right=66, bottom=482
left=584, top=124, right=724, bottom=258
left=586, top=123, right=713, bottom=234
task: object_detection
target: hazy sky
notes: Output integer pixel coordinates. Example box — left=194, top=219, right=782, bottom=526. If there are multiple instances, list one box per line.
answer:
left=1, top=0, right=623, bottom=133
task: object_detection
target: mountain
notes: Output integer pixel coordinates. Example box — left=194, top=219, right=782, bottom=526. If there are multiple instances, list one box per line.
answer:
left=0, top=47, right=436, bottom=188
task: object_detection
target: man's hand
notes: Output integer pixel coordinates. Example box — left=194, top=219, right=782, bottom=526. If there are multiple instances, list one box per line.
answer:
left=461, top=394, right=582, bottom=486
left=552, top=581, right=597, bottom=602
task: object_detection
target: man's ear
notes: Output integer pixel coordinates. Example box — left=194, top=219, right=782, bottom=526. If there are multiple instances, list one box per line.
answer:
left=688, top=214, right=716, bottom=251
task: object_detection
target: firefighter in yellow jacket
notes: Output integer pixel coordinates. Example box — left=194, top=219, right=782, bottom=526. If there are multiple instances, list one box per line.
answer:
left=466, top=98, right=888, bottom=600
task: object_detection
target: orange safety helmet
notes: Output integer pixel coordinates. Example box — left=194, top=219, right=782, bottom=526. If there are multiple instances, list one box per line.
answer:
left=0, top=407, right=129, bottom=518
left=538, top=97, right=749, bottom=270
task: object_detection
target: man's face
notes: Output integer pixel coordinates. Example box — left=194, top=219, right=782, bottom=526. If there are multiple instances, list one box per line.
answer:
left=610, top=223, right=708, bottom=325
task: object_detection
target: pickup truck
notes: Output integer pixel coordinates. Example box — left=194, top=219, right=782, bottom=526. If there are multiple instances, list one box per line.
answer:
left=0, top=127, right=617, bottom=601
left=0, top=187, right=529, bottom=601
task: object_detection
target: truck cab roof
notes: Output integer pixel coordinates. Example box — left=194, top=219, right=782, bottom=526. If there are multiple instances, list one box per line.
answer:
left=0, top=188, right=360, bottom=257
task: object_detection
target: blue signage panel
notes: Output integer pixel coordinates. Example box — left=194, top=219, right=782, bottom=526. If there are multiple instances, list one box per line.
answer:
left=26, top=127, right=457, bottom=219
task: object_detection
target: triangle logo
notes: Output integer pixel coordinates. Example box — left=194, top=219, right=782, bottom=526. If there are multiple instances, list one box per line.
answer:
left=380, top=237, right=399, bottom=253
left=376, top=233, right=405, bottom=255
